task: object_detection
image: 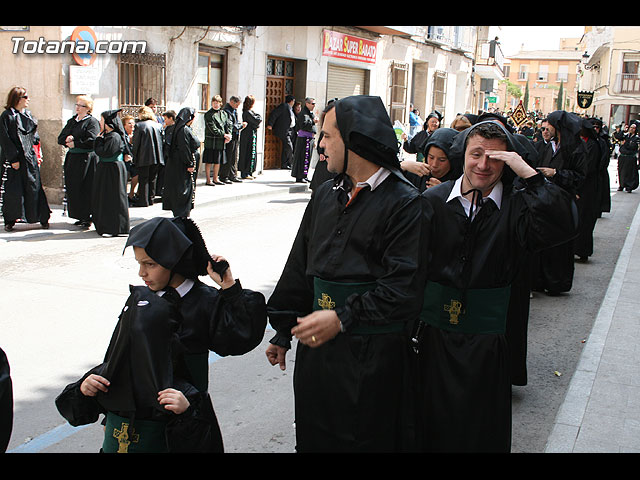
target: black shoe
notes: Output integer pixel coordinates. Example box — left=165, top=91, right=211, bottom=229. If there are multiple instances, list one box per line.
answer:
left=41, top=222, right=49, bottom=229
left=222, top=179, right=233, bottom=184
left=213, top=181, right=225, bottom=185
left=4, top=223, right=14, bottom=232
left=230, top=178, right=243, bottom=183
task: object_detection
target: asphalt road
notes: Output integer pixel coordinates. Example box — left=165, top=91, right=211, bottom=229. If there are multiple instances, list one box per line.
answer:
left=2, top=173, right=637, bottom=453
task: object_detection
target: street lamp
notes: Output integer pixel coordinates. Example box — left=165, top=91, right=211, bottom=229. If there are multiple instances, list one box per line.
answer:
left=581, top=51, right=599, bottom=71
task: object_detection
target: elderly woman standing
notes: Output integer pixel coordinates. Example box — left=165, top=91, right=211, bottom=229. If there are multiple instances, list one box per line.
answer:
left=1, top=86, right=51, bottom=231
left=58, top=95, right=100, bottom=228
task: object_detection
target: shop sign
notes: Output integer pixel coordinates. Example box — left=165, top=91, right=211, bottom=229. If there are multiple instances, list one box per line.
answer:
left=322, top=29, right=377, bottom=64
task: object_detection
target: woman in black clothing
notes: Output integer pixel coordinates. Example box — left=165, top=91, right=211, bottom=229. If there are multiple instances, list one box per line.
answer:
left=237, top=95, right=262, bottom=179
left=92, top=109, right=130, bottom=237
left=58, top=95, right=100, bottom=228
left=0, top=87, right=51, bottom=232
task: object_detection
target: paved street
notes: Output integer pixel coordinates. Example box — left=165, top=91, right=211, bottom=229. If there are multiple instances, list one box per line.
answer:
left=2, top=164, right=640, bottom=453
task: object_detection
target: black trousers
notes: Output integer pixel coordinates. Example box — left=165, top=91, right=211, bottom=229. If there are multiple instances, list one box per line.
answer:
left=220, top=139, right=239, bottom=180
left=277, top=132, right=293, bottom=168
left=136, top=164, right=158, bottom=206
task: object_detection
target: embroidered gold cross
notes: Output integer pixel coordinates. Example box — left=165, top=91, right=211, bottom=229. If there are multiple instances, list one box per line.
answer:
left=113, top=422, right=139, bottom=453
left=318, top=293, right=336, bottom=310
left=444, top=300, right=464, bottom=325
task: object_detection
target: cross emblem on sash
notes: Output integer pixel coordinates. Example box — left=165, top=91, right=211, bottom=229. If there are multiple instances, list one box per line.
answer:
left=318, top=293, right=336, bottom=310
left=113, top=422, right=139, bottom=453
left=444, top=300, right=464, bottom=325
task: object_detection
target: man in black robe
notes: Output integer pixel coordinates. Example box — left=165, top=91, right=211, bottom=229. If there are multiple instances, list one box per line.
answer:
left=266, top=95, right=427, bottom=452
left=589, top=118, right=612, bottom=216
left=532, top=110, right=587, bottom=294
left=574, top=120, right=601, bottom=261
left=414, top=121, right=578, bottom=452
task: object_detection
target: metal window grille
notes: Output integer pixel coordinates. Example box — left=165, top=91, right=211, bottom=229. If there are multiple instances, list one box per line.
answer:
left=117, top=52, right=166, bottom=118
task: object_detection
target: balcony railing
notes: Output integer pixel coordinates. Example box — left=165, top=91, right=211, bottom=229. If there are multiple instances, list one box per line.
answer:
left=615, top=73, right=640, bottom=94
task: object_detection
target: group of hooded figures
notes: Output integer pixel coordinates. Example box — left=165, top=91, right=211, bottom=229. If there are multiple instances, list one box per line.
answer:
left=58, top=105, right=202, bottom=237
left=0, top=95, right=201, bottom=236
left=2, top=94, right=616, bottom=453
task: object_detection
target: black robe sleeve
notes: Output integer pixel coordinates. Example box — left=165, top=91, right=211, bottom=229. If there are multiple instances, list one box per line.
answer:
left=0, top=347, right=14, bottom=453
left=207, top=280, right=267, bottom=356
left=178, top=280, right=267, bottom=357
left=0, top=111, right=19, bottom=164
left=512, top=173, right=579, bottom=253
left=266, top=197, right=315, bottom=349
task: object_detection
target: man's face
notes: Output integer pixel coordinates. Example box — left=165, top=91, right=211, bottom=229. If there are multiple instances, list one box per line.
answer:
left=541, top=122, right=554, bottom=141
left=319, top=108, right=346, bottom=174
left=463, top=134, right=506, bottom=195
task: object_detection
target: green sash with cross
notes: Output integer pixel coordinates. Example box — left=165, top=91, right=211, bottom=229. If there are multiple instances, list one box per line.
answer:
left=419, top=281, right=511, bottom=335
left=102, top=412, right=168, bottom=453
left=312, top=277, right=405, bottom=335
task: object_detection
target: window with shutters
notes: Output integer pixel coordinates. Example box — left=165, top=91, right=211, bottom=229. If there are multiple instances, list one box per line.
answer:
left=389, top=61, right=408, bottom=124
left=432, top=71, right=447, bottom=117
left=117, top=52, right=166, bottom=118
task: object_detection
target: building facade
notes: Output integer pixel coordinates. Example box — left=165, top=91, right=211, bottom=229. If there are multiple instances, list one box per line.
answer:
left=0, top=25, right=479, bottom=203
left=503, top=47, right=583, bottom=115
left=579, top=26, right=640, bottom=128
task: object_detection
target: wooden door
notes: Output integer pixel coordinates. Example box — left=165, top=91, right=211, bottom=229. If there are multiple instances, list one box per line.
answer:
left=264, top=77, right=284, bottom=170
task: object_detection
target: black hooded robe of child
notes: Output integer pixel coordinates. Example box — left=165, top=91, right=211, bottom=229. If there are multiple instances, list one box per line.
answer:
left=92, top=109, right=130, bottom=236
left=268, top=95, right=428, bottom=452
left=415, top=121, right=579, bottom=452
left=123, top=217, right=268, bottom=394
left=55, top=285, right=223, bottom=453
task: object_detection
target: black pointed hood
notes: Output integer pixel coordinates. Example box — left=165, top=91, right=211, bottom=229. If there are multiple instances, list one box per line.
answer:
left=334, top=95, right=401, bottom=172
left=124, top=216, right=214, bottom=279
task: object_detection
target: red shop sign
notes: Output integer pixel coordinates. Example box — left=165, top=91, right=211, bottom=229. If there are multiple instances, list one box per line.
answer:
left=322, top=30, right=377, bottom=64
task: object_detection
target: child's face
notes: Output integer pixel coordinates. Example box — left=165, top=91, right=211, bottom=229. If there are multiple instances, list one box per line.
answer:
left=134, top=247, right=171, bottom=291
